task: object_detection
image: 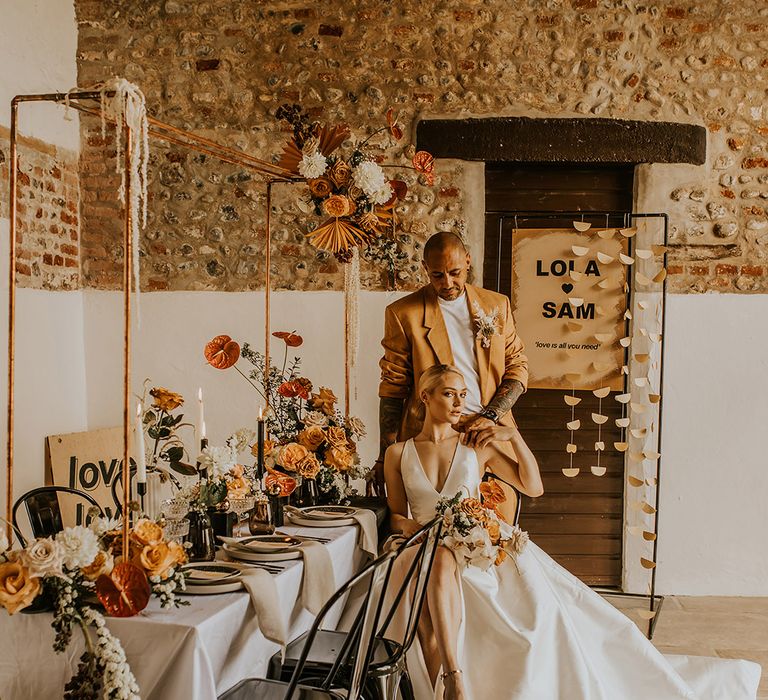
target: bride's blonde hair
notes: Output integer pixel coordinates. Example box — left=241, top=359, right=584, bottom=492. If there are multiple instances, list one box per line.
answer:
left=412, top=364, right=465, bottom=422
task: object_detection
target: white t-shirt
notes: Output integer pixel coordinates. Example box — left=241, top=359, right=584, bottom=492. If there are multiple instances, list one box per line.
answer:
left=437, top=293, right=483, bottom=413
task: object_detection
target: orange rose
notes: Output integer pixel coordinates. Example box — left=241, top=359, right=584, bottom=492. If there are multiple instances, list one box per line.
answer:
left=297, top=453, right=321, bottom=479
left=323, top=194, right=355, bottom=218
left=251, top=439, right=275, bottom=459
left=486, top=520, right=501, bottom=545
left=310, top=387, right=338, bottom=416
left=227, top=475, right=251, bottom=499
left=325, top=447, right=353, bottom=472
left=459, top=498, right=487, bottom=523
left=298, top=426, right=326, bottom=451
left=135, top=542, right=177, bottom=579
left=328, top=159, right=352, bottom=188
left=131, top=519, right=164, bottom=547
left=149, top=387, right=184, bottom=412
left=325, top=426, right=349, bottom=449
left=81, top=550, right=115, bottom=582
left=168, top=540, right=188, bottom=567
left=0, top=561, right=41, bottom=615
left=308, top=177, right=332, bottom=197
left=278, top=442, right=309, bottom=472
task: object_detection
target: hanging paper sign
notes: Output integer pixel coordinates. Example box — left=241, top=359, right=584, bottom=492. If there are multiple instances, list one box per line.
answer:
left=511, top=228, right=631, bottom=390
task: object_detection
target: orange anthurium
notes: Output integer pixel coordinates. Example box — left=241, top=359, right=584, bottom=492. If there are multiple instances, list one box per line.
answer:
left=204, top=335, right=241, bottom=369
left=272, top=331, right=303, bottom=347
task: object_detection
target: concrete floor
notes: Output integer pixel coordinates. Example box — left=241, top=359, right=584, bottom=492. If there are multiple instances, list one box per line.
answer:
left=606, top=595, right=768, bottom=699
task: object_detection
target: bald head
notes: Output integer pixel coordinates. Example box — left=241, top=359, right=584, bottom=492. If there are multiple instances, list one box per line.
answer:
left=423, top=232, right=467, bottom=262
left=422, top=232, right=471, bottom=301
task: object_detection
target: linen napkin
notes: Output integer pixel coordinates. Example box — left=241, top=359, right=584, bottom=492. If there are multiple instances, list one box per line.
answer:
left=238, top=568, right=287, bottom=648
left=296, top=540, right=335, bottom=614
left=350, top=508, right=378, bottom=557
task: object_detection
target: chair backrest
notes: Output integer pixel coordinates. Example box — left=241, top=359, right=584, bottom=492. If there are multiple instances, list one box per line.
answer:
left=12, top=486, right=103, bottom=547
left=482, top=472, right=521, bottom=526
left=286, top=549, right=397, bottom=700
left=377, top=517, right=442, bottom=664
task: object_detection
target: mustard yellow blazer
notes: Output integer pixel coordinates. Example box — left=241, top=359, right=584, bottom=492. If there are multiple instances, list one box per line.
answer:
left=379, top=284, right=528, bottom=440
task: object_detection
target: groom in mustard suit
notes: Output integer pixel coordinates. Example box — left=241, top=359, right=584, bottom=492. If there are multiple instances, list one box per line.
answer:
left=374, top=232, right=529, bottom=520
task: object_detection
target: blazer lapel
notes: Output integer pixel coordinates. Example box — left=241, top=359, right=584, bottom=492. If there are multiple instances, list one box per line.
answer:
left=465, top=285, right=492, bottom=399
left=423, top=286, right=454, bottom=366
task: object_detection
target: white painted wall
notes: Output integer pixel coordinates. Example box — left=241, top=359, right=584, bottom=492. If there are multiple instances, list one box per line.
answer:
left=0, top=222, right=89, bottom=517
left=81, top=290, right=404, bottom=467
left=0, top=0, right=79, bottom=149
left=656, top=293, right=768, bottom=595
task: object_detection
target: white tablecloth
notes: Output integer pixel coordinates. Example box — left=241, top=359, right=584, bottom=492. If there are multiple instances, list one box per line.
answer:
left=0, top=524, right=366, bottom=700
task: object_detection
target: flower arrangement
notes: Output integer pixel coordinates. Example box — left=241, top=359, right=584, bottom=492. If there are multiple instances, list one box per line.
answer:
left=276, top=104, right=435, bottom=257
left=204, top=331, right=367, bottom=503
left=435, top=481, right=528, bottom=571
left=0, top=512, right=189, bottom=698
left=139, top=382, right=196, bottom=478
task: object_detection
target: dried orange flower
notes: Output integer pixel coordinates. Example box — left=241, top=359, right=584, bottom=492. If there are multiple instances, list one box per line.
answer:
left=386, top=107, right=403, bottom=141
left=479, top=479, right=507, bottom=513
left=265, top=468, right=297, bottom=497
left=358, top=211, right=380, bottom=232
left=459, top=498, right=487, bottom=523
left=205, top=335, right=241, bottom=369
left=328, top=160, right=352, bottom=188
left=149, top=387, right=184, bottom=412
left=308, top=177, right=333, bottom=198
left=323, top=194, right=355, bottom=218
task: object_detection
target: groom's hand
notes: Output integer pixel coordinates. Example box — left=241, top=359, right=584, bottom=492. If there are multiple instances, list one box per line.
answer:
left=460, top=415, right=496, bottom=447
left=367, top=459, right=386, bottom=497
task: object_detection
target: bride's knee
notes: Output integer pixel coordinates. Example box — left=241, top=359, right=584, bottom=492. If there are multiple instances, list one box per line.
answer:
left=432, top=545, right=458, bottom=576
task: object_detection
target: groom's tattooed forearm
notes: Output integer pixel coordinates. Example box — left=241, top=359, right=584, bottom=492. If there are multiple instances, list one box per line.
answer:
left=485, top=379, right=525, bottom=418
left=378, top=396, right=405, bottom=458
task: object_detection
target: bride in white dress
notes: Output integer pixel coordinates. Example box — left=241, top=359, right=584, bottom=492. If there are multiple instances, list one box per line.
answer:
left=383, top=364, right=761, bottom=700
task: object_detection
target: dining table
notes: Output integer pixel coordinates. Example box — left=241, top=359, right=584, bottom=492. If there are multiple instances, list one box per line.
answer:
left=0, top=520, right=372, bottom=700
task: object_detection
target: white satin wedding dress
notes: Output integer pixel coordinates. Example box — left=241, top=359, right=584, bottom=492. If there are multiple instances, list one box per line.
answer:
left=394, top=438, right=761, bottom=700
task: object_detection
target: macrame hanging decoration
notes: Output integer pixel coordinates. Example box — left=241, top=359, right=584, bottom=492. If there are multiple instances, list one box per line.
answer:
left=95, top=79, right=149, bottom=323
left=343, top=247, right=360, bottom=409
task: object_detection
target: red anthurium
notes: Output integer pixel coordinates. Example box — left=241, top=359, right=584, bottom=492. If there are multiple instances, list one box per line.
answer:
left=272, top=331, right=303, bottom=347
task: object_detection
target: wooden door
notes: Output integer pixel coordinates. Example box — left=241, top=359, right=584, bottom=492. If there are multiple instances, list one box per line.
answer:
left=485, top=163, right=634, bottom=586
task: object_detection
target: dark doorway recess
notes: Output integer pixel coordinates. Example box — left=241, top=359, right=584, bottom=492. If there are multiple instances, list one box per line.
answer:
left=486, top=162, right=634, bottom=587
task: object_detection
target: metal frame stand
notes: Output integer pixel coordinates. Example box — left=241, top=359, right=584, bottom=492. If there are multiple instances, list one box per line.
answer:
left=489, top=209, right=669, bottom=639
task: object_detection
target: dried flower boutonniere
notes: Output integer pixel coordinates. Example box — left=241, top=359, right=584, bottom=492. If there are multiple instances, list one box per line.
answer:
left=472, top=301, right=502, bottom=349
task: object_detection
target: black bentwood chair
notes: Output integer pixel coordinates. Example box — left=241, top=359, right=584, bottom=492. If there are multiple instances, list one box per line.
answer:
left=218, top=549, right=397, bottom=700
left=268, top=517, right=443, bottom=700
left=12, top=486, right=103, bottom=547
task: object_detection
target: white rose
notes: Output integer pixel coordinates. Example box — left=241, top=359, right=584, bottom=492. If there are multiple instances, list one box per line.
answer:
left=19, top=537, right=64, bottom=578
left=303, top=411, right=329, bottom=428
left=298, top=152, right=328, bottom=179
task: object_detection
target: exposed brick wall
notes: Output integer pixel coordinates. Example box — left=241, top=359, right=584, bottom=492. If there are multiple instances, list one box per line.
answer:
left=74, top=0, right=768, bottom=294
left=0, top=128, right=80, bottom=290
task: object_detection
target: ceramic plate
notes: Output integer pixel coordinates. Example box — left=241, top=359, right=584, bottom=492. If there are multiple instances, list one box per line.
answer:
left=287, top=513, right=356, bottom=528
left=217, top=534, right=302, bottom=553
left=222, top=543, right=301, bottom=562
left=298, top=505, right=357, bottom=520
left=184, top=562, right=242, bottom=584
left=184, top=580, right=244, bottom=595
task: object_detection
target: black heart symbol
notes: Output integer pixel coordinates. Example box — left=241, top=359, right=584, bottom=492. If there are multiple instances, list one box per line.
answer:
left=561, top=283, right=574, bottom=294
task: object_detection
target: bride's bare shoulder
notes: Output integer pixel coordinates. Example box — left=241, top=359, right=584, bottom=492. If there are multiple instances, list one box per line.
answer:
left=384, top=441, right=407, bottom=468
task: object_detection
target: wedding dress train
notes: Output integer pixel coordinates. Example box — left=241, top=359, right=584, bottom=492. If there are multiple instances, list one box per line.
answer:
left=389, top=438, right=761, bottom=700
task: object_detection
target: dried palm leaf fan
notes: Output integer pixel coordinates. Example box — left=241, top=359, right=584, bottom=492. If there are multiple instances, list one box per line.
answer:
left=307, top=218, right=372, bottom=253
left=278, top=124, right=350, bottom=173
